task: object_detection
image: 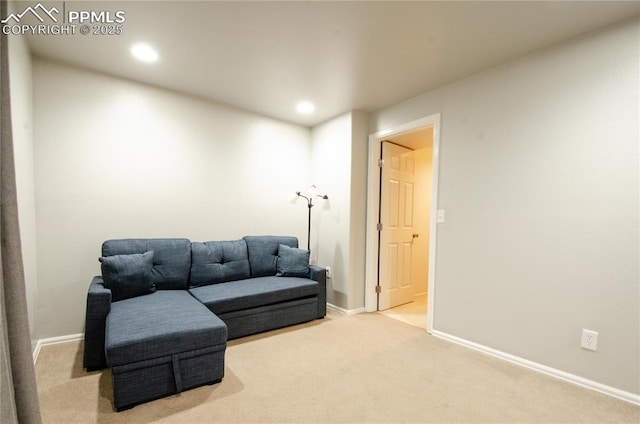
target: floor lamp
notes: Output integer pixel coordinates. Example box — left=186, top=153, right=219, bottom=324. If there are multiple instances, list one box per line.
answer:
left=295, top=185, right=328, bottom=251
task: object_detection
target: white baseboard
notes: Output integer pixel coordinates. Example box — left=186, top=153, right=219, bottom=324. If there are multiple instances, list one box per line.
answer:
left=33, top=333, right=83, bottom=364
left=431, top=329, right=640, bottom=406
left=327, top=303, right=365, bottom=316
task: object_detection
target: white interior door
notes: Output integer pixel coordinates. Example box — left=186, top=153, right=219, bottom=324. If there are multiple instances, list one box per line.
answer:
left=378, top=141, right=416, bottom=311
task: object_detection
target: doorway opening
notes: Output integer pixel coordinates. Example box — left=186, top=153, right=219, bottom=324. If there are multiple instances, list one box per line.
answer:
left=364, top=114, right=441, bottom=334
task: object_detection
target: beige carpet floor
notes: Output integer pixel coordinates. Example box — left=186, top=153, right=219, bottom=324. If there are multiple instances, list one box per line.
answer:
left=36, top=311, right=639, bottom=423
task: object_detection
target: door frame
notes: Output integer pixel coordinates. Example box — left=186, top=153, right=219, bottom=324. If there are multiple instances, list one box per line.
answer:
left=364, top=113, right=441, bottom=334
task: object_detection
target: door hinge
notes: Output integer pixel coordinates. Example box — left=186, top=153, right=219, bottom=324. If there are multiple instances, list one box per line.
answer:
left=375, top=285, right=381, bottom=294
left=378, top=158, right=384, bottom=168
left=376, top=222, right=383, bottom=231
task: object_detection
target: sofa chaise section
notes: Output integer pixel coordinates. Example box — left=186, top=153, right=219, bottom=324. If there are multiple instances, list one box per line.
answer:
left=106, top=290, right=226, bottom=411
left=83, top=238, right=195, bottom=371
left=84, top=238, right=228, bottom=411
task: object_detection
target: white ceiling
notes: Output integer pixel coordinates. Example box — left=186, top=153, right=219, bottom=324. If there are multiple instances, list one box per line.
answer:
left=24, top=1, right=640, bottom=127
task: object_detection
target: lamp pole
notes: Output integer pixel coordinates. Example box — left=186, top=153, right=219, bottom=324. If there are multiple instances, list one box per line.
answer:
left=295, top=186, right=328, bottom=251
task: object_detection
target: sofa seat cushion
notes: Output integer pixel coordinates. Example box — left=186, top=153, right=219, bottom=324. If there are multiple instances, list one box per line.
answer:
left=105, top=291, right=227, bottom=367
left=189, top=276, right=318, bottom=315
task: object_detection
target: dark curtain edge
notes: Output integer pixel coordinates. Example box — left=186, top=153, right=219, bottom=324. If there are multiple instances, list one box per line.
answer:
left=0, top=0, right=43, bottom=422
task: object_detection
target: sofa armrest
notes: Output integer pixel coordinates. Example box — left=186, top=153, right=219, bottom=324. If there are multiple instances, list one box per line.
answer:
left=83, top=276, right=111, bottom=371
left=309, top=265, right=327, bottom=318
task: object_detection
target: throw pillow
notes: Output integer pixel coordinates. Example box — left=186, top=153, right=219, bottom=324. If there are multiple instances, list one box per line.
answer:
left=276, top=244, right=310, bottom=278
left=99, top=251, right=155, bottom=301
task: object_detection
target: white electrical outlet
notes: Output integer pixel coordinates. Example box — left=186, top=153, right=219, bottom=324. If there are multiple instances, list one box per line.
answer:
left=580, top=329, right=598, bottom=351
left=325, top=267, right=332, bottom=279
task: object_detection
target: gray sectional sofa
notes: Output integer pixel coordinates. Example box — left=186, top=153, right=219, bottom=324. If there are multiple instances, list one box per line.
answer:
left=83, top=235, right=326, bottom=411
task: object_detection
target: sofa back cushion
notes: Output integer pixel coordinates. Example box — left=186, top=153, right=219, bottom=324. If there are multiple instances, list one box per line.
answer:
left=190, top=240, right=250, bottom=287
left=243, top=236, right=298, bottom=277
left=102, top=238, right=191, bottom=290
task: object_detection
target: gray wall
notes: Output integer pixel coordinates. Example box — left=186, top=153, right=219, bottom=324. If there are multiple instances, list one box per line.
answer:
left=311, top=112, right=353, bottom=309
left=33, top=58, right=312, bottom=339
left=348, top=110, right=368, bottom=311
left=8, top=32, right=38, bottom=349
left=310, top=111, right=368, bottom=312
left=370, top=19, right=639, bottom=394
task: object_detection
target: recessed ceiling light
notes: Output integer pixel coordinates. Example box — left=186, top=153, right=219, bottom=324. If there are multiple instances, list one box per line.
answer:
left=130, top=43, right=159, bottom=63
left=296, top=101, right=315, bottom=114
